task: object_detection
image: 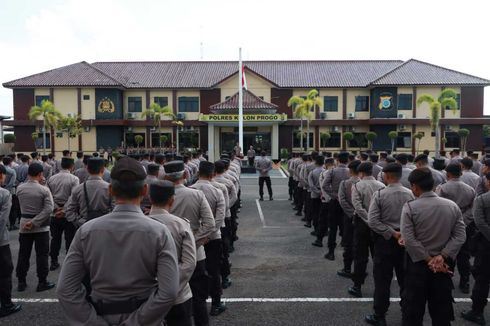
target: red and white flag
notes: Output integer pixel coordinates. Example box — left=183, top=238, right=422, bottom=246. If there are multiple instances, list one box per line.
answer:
left=241, top=64, right=248, bottom=90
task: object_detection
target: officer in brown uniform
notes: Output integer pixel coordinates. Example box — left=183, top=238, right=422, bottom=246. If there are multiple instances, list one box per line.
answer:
left=57, top=157, right=179, bottom=326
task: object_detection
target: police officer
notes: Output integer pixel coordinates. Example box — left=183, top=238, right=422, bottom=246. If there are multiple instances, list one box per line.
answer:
left=192, top=161, right=227, bottom=316
left=74, top=151, right=84, bottom=170
left=401, top=168, right=466, bottom=326
left=435, top=163, right=476, bottom=294
left=215, top=160, right=239, bottom=251
left=0, top=165, right=21, bottom=317
left=57, top=156, right=179, bottom=325
left=74, top=155, right=92, bottom=183
left=141, top=163, right=160, bottom=213
left=461, top=172, right=490, bottom=325
left=337, top=160, right=361, bottom=278
left=370, top=154, right=382, bottom=179
left=15, top=163, right=55, bottom=292
left=461, top=157, right=480, bottom=190
left=295, top=154, right=308, bottom=217
left=255, top=151, right=273, bottom=201
left=350, top=161, right=385, bottom=297
left=302, top=153, right=316, bottom=226
left=314, top=157, right=334, bottom=242
left=476, top=159, right=490, bottom=195
left=148, top=180, right=197, bottom=326
left=164, top=160, right=215, bottom=326
left=65, top=158, right=112, bottom=228
left=308, top=155, right=324, bottom=238
left=15, top=155, right=29, bottom=184
left=365, top=163, right=415, bottom=325
left=3, top=157, right=18, bottom=231
left=414, top=154, right=446, bottom=187
left=41, top=155, right=53, bottom=180
left=46, top=157, right=79, bottom=271
left=321, top=152, right=350, bottom=259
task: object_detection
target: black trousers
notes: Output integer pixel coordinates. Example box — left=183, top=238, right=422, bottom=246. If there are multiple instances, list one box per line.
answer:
left=310, top=198, right=322, bottom=230
left=471, top=235, right=490, bottom=314
left=456, top=222, right=476, bottom=282
left=0, top=245, right=13, bottom=306
left=373, top=236, right=405, bottom=316
left=205, top=239, right=223, bottom=304
left=292, top=181, right=299, bottom=206
left=230, top=204, right=238, bottom=244
left=352, top=218, right=374, bottom=287
left=248, top=157, right=254, bottom=167
left=304, top=191, right=311, bottom=222
left=317, top=202, right=329, bottom=238
left=342, top=214, right=354, bottom=272
left=220, top=223, right=231, bottom=279
left=189, top=260, right=209, bottom=326
left=166, top=298, right=193, bottom=326
left=402, top=257, right=454, bottom=326
left=296, top=188, right=304, bottom=212
left=8, top=194, right=20, bottom=227
left=288, top=177, right=294, bottom=199
left=327, top=199, right=344, bottom=250
left=16, top=232, right=49, bottom=282
left=259, top=177, right=272, bottom=198
left=49, top=217, right=76, bottom=261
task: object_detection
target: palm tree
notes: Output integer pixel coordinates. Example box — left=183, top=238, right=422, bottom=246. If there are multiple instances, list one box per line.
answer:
left=28, top=99, right=62, bottom=155
left=142, top=103, right=175, bottom=149
left=58, top=114, right=82, bottom=152
left=304, top=90, right=322, bottom=150
left=343, top=131, right=354, bottom=149
left=457, top=128, right=470, bottom=153
left=365, top=131, right=377, bottom=150
left=417, top=89, right=458, bottom=158
left=320, top=132, right=331, bottom=148
left=288, top=96, right=308, bottom=150
left=413, top=132, right=424, bottom=155
left=388, top=131, right=398, bottom=153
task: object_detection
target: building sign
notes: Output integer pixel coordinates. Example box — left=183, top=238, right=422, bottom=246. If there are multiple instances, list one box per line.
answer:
left=199, top=114, right=287, bottom=122
left=370, top=87, right=397, bottom=119
left=95, top=89, right=123, bottom=120
left=98, top=97, right=116, bottom=113
left=378, top=93, right=393, bottom=110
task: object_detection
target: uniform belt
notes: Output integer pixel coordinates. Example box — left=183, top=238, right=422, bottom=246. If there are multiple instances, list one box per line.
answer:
left=91, top=297, right=147, bottom=315
left=21, top=214, right=36, bottom=219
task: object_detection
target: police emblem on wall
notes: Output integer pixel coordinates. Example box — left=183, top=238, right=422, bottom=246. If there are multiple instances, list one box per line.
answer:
left=378, top=93, right=393, bottom=110
left=98, top=97, right=115, bottom=113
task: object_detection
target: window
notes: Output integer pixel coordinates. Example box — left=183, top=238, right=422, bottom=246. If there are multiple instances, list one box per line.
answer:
left=178, top=97, right=199, bottom=112
left=445, top=131, right=460, bottom=148
left=154, top=97, right=168, bottom=107
left=179, top=130, right=199, bottom=149
left=324, top=96, right=338, bottom=112
left=293, top=130, right=314, bottom=148
left=35, top=95, right=50, bottom=107
left=355, top=96, right=369, bottom=112
left=444, top=94, right=461, bottom=110
left=348, top=133, right=367, bottom=148
left=322, top=132, right=341, bottom=147
left=396, top=132, right=412, bottom=148
left=128, top=97, right=142, bottom=112
left=34, top=133, right=51, bottom=149
left=398, top=94, right=412, bottom=110
left=83, top=95, right=90, bottom=100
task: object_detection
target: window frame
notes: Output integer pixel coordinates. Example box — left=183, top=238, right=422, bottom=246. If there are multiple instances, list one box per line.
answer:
left=178, top=96, right=200, bottom=113
left=128, top=96, right=143, bottom=113
left=35, top=95, right=50, bottom=107
left=355, top=96, right=369, bottom=112
left=398, top=94, right=413, bottom=110
left=153, top=96, right=168, bottom=108
left=323, top=96, right=339, bottom=112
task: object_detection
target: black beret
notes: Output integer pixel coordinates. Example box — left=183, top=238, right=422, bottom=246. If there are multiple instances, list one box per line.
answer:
left=396, top=153, right=408, bottom=160
left=28, top=163, right=44, bottom=176
left=0, top=165, right=6, bottom=174
left=87, top=158, right=105, bottom=171
left=110, top=157, right=147, bottom=181
left=165, top=153, right=174, bottom=160
left=164, top=160, right=185, bottom=174
left=61, top=157, right=74, bottom=165
left=433, top=158, right=446, bottom=170
left=220, top=154, right=230, bottom=159
left=199, top=161, right=215, bottom=174
left=30, top=152, right=38, bottom=158
left=383, top=162, right=402, bottom=174
left=302, top=154, right=308, bottom=161
left=369, top=154, right=379, bottom=162
left=414, top=154, right=428, bottom=163
left=445, top=163, right=462, bottom=176
left=147, top=163, right=160, bottom=174
left=337, top=152, right=349, bottom=160
left=149, top=180, right=175, bottom=204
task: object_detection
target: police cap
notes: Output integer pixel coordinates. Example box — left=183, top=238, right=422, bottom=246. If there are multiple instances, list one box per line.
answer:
left=110, top=156, right=147, bottom=181
left=164, top=160, right=185, bottom=174
left=147, top=163, right=160, bottom=174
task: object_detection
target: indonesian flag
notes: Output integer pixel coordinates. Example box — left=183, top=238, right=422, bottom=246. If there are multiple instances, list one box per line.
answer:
left=242, top=64, right=248, bottom=90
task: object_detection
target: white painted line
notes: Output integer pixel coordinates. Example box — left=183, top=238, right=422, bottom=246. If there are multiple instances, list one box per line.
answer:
left=255, top=199, right=266, bottom=227
left=12, top=297, right=482, bottom=304
left=277, top=168, right=287, bottom=178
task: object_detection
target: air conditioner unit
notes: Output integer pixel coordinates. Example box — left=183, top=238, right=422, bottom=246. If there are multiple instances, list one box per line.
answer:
left=331, top=126, right=340, bottom=133
left=347, top=112, right=355, bottom=119
left=126, top=127, right=133, bottom=133
left=320, top=112, right=327, bottom=120
left=67, top=113, right=76, bottom=118
left=398, top=113, right=406, bottom=119
left=177, top=113, right=186, bottom=120
left=127, top=112, right=136, bottom=120
left=445, top=125, right=452, bottom=131
left=399, top=125, right=406, bottom=131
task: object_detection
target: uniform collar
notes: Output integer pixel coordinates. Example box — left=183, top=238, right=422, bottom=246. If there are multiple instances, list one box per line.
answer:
left=59, top=169, right=70, bottom=174
left=448, top=177, right=461, bottom=182
left=149, top=207, right=169, bottom=216
left=419, top=191, right=437, bottom=198
left=387, top=182, right=404, bottom=188
left=196, top=179, right=211, bottom=184
left=87, top=175, right=103, bottom=181
left=113, top=204, right=143, bottom=213
left=362, top=176, right=375, bottom=180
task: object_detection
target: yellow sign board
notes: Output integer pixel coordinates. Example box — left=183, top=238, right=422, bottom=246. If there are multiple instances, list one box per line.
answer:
left=199, top=114, right=287, bottom=122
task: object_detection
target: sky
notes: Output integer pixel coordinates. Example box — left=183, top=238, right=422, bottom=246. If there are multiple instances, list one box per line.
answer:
left=1, top=0, right=489, bottom=116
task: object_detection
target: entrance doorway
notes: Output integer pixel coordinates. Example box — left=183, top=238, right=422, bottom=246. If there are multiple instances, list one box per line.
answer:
left=221, top=131, right=271, bottom=154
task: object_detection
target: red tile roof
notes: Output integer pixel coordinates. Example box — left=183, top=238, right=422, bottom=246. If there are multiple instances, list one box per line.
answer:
left=210, top=90, right=278, bottom=114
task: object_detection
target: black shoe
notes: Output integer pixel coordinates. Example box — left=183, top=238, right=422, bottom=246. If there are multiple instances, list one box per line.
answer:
left=8, top=225, right=18, bottom=231
left=337, top=269, right=352, bottom=279
left=289, top=196, right=293, bottom=201
left=324, top=251, right=335, bottom=261
left=461, top=310, right=486, bottom=325
left=269, top=197, right=273, bottom=201
left=312, top=240, right=323, bottom=247
left=0, top=303, right=22, bottom=318
left=222, top=277, right=232, bottom=289
left=459, top=280, right=470, bottom=294
left=17, top=282, right=26, bottom=292
left=348, top=286, right=362, bottom=298
left=295, top=211, right=302, bottom=216
left=50, top=261, right=60, bottom=271
left=365, top=314, right=387, bottom=326
left=210, top=302, right=227, bottom=316
left=301, top=217, right=307, bottom=222
left=36, top=281, right=55, bottom=292
left=310, top=230, right=317, bottom=236
left=259, top=197, right=264, bottom=201
left=304, top=222, right=312, bottom=228
left=233, top=235, right=239, bottom=241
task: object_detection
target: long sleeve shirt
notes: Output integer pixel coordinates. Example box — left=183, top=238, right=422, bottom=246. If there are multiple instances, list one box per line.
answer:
left=461, top=170, right=481, bottom=190
left=56, top=204, right=179, bottom=326
left=401, top=192, right=466, bottom=262
left=3, top=165, right=16, bottom=193
left=436, top=178, right=476, bottom=225
left=338, top=177, right=359, bottom=218
left=473, top=192, right=490, bottom=241
left=47, top=170, right=80, bottom=208
left=214, top=174, right=238, bottom=206
left=308, top=166, right=324, bottom=199
left=352, top=176, right=385, bottom=223
left=16, top=180, right=54, bottom=233
left=368, top=183, right=415, bottom=240
left=322, top=164, right=349, bottom=200
left=192, top=180, right=226, bottom=240
left=0, top=188, right=12, bottom=246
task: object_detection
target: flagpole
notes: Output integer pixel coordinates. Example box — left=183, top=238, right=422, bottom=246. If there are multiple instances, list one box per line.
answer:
left=238, top=47, right=244, bottom=156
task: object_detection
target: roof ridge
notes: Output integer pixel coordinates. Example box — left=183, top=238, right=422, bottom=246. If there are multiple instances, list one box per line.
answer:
left=368, top=59, right=412, bottom=86
left=82, top=62, right=124, bottom=86
left=92, top=59, right=404, bottom=64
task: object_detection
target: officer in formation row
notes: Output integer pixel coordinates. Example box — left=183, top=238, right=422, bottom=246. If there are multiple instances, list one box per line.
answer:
left=287, top=149, right=490, bottom=326
left=0, top=149, right=241, bottom=326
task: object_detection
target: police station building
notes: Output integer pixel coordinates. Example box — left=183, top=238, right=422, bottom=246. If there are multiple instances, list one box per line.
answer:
left=3, top=59, right=490, bottom=160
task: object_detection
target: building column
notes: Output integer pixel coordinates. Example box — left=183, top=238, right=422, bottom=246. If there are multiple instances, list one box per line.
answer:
left=207, top=123, right=215, bottom=161
left=272, top=124, right=279, bottom=160
left=214, top=126, right=220, bottom=160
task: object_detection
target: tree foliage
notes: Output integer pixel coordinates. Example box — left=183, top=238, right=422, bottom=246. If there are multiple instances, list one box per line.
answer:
left=3, top=134, right=15, bottom=143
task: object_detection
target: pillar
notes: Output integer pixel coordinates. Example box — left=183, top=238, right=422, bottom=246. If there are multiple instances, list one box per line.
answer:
left=207, top=123, right=215, bottom=161
left=214, top=126, right=220, bottom=160
left=272, top=124, right=279, bottom=160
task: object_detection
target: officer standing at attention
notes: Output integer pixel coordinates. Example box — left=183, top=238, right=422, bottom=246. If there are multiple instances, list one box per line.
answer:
left=57, top=156, right=179, bottom=326
left=141, top=163, right=160, bottom=213
left=435, top=163, right=476, bottom=294
left=65, top=158, right=112, bottom=228
left=247, top=145, right=256, bottom=167
left=15, top=163, right=55, bottom=292
left=41, top=155, right=53, bottom=180
left=461, top=172, right=490, bottom=325
left=401, top=168, right=466, bottom=326
left=414, top=154, right=446, bottom=187
left=308, top=155, right=324, bottom=239
left=350, top=161, right=385, bottom=298
left=164, top=160, right=215, bottom=326
left=461, top=157, right=481, bottom=190
left=0, top=165, right=21, bottom=318
left=74, top=151, right=84, bottom=170
left=476, top=159, right=490, bottom=195
left=255, top=151, right=273, bottom=201
left=365, top=163, right=415, bottom=326
left=192, top=161, right=227, bottom=316
left=74, top=155, right=92, bottom=183
left=148, top=180, right=197, bottom=326
left=47, top=157, right=79, bottom=271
